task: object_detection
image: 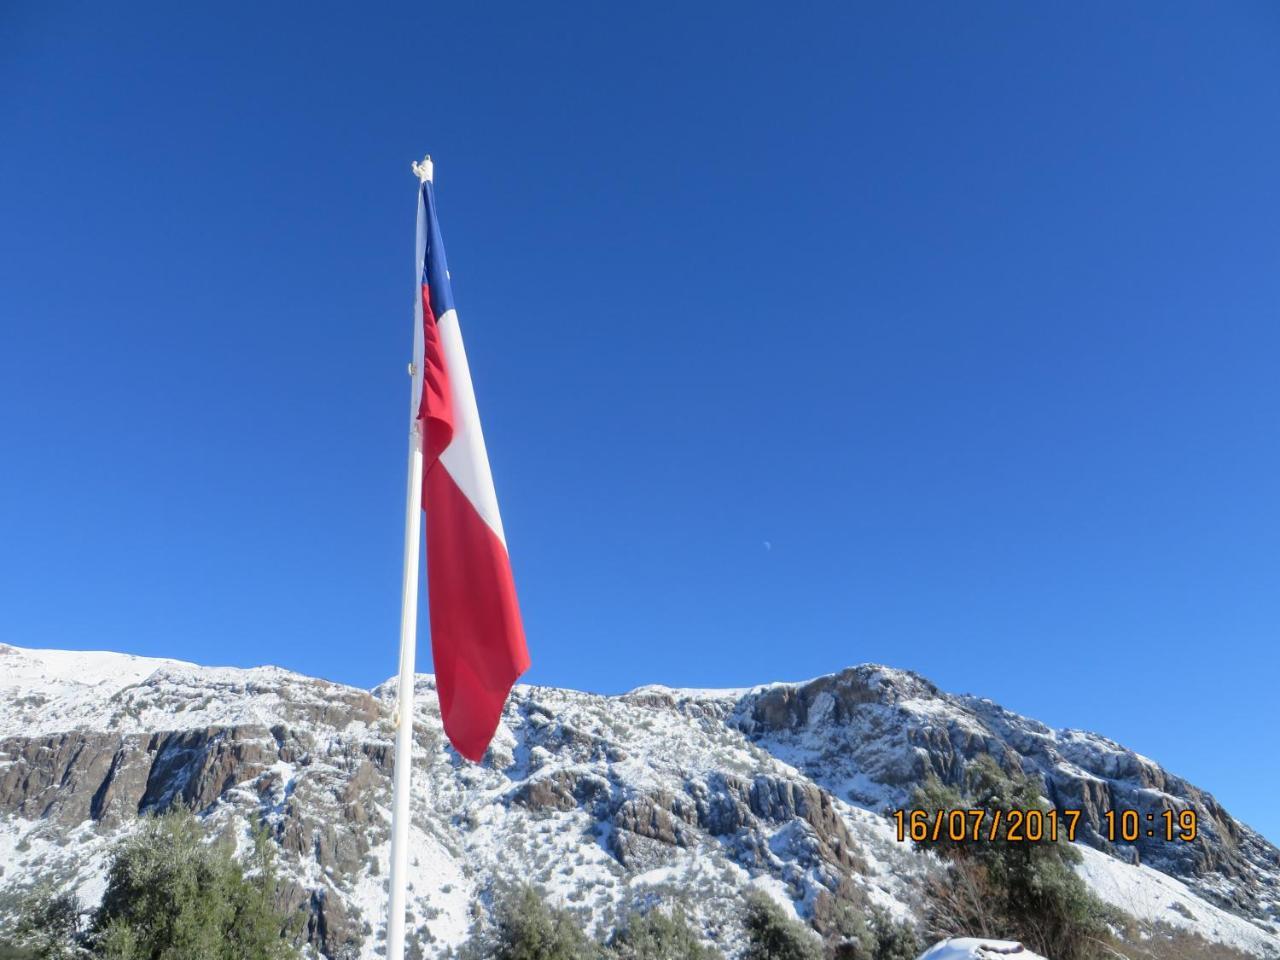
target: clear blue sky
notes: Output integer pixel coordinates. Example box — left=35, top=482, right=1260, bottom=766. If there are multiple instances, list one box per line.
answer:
left=2, top=3, right=1277, bottom=842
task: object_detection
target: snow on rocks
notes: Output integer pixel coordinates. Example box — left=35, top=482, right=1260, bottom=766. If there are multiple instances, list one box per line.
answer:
left=917, top=939, right=1047, bottom=960
left=1, top=645, right=1278, bottom=958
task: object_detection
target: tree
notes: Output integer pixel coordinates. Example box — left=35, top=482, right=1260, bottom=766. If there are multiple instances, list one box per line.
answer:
left=7, top=810, right=300, bottom=960
left=88, top=811, right=295, bottom=960
left=912, top=755, right=1115, bottom=960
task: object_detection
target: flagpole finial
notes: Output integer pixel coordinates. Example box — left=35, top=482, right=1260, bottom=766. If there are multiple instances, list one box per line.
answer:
left=411, top=155, right=433, bottom=184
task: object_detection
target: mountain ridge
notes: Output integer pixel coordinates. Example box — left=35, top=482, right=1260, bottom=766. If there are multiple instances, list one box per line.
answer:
left=1, top=643, right=1277, bottom=959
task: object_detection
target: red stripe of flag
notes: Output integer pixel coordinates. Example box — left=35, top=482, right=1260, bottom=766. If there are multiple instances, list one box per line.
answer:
left=416, top=283, right=530, bottom=762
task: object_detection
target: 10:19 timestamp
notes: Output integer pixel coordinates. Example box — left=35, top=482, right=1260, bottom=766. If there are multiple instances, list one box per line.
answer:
left=1104, top=808, right=1198, bottom=843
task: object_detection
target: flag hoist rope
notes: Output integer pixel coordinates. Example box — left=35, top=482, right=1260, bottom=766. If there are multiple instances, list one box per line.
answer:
left=386, top=154, right=434, bottom=960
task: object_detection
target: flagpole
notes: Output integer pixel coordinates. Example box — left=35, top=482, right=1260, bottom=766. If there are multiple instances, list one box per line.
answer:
left=386, top=156, right=432, bottom=960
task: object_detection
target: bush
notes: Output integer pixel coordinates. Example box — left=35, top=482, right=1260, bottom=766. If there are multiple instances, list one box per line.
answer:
left=863, top=908, right=919, bottom=960
left=742, top=891, right=822, bottom=960
left=457, top=885, right=601, bottom=960
left=816, top=897, right=919, bottom=960
left=813, top=895, right=873, bottom=960
left=608, top=904, right=722, bottom=960
left=5, top=811, right=299, bottom=960
left=3, top=888, right=85, bottom=959
left=912, top=755, right=1115, bottom=960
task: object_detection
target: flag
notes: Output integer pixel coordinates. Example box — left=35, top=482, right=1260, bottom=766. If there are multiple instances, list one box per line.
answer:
left=413, top=172, right=530, bottom=762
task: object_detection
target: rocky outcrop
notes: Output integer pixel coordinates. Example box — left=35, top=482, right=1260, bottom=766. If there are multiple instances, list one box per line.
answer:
left=733, top=666, right=1280, bottom=922
left=0, top=720, right=383, bottom=955
left=0, top=732, right=125, bottom=824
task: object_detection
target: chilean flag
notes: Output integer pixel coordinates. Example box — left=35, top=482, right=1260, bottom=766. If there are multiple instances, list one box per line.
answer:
left=413, top=168, right=530, bottom=762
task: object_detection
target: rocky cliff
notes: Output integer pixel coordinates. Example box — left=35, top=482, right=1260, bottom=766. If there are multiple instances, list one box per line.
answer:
left=0, top=644, right=1276, bottom=959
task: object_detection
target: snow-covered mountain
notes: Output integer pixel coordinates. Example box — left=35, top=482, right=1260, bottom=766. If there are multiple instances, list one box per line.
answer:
left=0, top=643, right=1277, bottom=959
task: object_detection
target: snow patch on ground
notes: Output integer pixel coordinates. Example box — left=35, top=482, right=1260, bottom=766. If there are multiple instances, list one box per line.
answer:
left=1076, top=844, right=1280, bottom=957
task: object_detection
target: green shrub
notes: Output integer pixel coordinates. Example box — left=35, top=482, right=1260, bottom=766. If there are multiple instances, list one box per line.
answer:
left=815, top=897, right=919, bottom=960
left=608, top=904, right=722, bottom=960
left=742, top=891, right=822, bottom=960
left=864, top=908, right=919, bottom=960
left=458, top=885, right=601, bottom=960
left=3, top=888, right=84, bottom=959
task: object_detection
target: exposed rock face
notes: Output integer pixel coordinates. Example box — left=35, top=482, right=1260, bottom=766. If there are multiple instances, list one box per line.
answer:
left=730, top=665, right=1280, bottom=921
left=1, top=732, right=123, bottom=824
left=0, top=644, right=1277, bottom=960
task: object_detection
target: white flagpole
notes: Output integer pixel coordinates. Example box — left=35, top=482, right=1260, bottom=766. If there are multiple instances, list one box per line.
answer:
left=386, top=155, right=433, bottom=960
